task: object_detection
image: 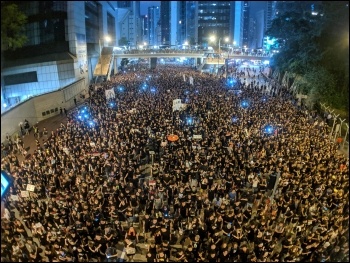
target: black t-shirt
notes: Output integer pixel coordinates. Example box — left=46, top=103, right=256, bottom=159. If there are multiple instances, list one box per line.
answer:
left=146, top=252, right=156, bottom=262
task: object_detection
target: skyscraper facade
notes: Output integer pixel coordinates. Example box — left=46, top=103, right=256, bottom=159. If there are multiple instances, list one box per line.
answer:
left=141, top=15, right=149, bottom=44
left=118, top=1, right=141, bottom=47
left=1, top=1, right=119, bottom=111
left=242, top=1, right=250, bottom=48
left=160, top=1, right=171, bottom=45
left=148, top=6, right=160, bottom=46
left=197, top=1, right=233, bottom=46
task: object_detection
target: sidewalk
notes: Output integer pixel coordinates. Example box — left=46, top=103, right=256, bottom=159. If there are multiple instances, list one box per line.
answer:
left=16, top=113, right=68, bottom=164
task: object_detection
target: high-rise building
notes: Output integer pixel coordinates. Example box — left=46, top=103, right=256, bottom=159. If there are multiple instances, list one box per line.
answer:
left=266, top=1, right=277, bottom=32
left=118, top=1, right=141, bottom=47
left=198, top=1, right=233, bottom=46
left=232, top=1, right=244, bottom=48
left=255, top=9, right=265, bottom=49
left=148, top=6, right=160, bottom=46
left=160, top=1, right=171, bottom=45
left=242, top=1, right=250, bottom=48
left=2, top=1, right=119, bottom=111
left=177, top=1, right=198, bottom=46
left=248, top=17, right=257, bottom=49
left=141, top=15, right=149, bottom=44
left=274, top=1, right=322, bottom=17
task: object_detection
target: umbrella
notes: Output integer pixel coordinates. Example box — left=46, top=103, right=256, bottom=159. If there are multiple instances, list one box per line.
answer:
left=167, top=134, right=179, bottom=142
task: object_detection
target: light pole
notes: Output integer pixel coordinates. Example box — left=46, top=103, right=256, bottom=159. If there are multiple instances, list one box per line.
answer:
left=219, top=37, right=229, bottom=54
left=99, top=35, right=111, bottom=54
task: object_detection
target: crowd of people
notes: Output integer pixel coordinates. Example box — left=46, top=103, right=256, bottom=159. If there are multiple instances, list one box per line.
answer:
left=1, top=63, right=349, bottom=262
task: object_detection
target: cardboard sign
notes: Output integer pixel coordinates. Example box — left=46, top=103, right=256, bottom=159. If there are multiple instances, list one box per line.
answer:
left=10, top=195, right=19, bottom=201
left=21, top=191, right=29, bottom=198
left=26, top=184, right=35, bottom=192
left=193, top=135, right=202, bottom=140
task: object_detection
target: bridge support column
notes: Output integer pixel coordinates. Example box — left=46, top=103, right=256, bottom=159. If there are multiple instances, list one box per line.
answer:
left=150, top=57, right=157, bottom=69
left=114, top=57, right=118, bottom=74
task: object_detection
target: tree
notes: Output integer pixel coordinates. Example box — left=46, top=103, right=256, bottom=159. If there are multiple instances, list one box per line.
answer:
left=118, top=37, right=129, bottom=46
left=266, top=2, right=349, bottom=116
left=1, top=2, right=28, bottom=51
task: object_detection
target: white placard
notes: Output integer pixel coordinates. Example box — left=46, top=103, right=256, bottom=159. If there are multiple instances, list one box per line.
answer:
left=172, top=99, right=182, bottom=112
left=21, top=191, right=29, bottom=198
left=26, top=184, right=35, bottom=192
left=10, top=195, right=19, bottom=201
left=105, top=88, right=115, bottom=100
left=90, top=142, right=96, bottom=147
left=193, top=135, right=202, bottom=140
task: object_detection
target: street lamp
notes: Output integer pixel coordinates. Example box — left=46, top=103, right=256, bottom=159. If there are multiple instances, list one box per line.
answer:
left=218, top=37, right=229, bottom=54
left=99, top=35, right=111, bottom=54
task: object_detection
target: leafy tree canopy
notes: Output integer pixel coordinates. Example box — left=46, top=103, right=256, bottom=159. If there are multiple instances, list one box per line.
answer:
left=1, top=2, right=27, bottom=51
left=266, top=1, right=349, bottom=114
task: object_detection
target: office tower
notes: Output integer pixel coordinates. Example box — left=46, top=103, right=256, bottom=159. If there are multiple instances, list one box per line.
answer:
left=266, top=1, right=277, bottom=31
left=118, top=1, right=141, bottom=47
left=248, top=17, right=257, bottom=49
left=242, top=1, right=250, bottom=48
left=198, top=1, right=234, bottom=46
left=255, top=9, right=265, bottom=49
left=160, top=1, right=179, bottom=46
left=148, top=6, right=160, bottom=46
left=232, top=1, right=244, bottom=48
left=160, top=1, right=171, bottom=45
left=1, top=1, right=119, bottom=111
left=177, top=1, right=198, bottom=46
left=141, top=15, right=149, bottom=44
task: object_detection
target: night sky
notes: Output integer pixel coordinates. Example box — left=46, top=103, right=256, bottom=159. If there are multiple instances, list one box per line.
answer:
left=140, top=1, right=160, bottom=15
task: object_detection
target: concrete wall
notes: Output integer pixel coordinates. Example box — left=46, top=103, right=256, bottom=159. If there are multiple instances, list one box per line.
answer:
left=1, top=78, right=86, bottom=142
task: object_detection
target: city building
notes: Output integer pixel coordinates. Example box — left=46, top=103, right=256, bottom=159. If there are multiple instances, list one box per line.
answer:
left=242, top=1, right=250, bottom=48
left=198, top=1, right=235, bottom=47
left=232, top=1, right=244, bottom=48
left=177, top=1, right=198, bottom=46
left=1, top=1, right=119, bottom=112
left=117, top=1, right=141, bottom=48
left=159, top=1, right=181, bottom=47
left=148, top=6, right=160, bottom=46
left=255, top=9, right=265, bottom=49
left=141, top=15, right=149, bottom=44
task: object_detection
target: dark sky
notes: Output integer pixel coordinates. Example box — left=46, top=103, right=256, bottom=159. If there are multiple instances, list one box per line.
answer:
left=140, top=1, right=160, bottom=15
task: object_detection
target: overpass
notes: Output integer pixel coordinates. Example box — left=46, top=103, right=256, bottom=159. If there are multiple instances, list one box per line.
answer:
left=93, top=48, right=272, bottom=81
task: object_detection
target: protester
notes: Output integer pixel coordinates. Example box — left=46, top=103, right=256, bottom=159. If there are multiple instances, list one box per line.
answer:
left=1, top=63, right=348, bottom=262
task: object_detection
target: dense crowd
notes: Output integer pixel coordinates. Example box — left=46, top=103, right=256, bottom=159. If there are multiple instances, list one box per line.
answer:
left=1, top=64, right=349, bottom=262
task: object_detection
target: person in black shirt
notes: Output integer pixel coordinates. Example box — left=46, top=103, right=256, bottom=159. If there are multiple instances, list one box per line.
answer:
left=238, top=245, right=249, bottom=262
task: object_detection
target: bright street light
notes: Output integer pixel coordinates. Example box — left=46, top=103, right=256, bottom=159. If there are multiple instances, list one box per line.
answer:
left=99, top=35, right=111, bottom=54
left=184, top=41, right=188, bottom=45
left=210, top=35, right=216, bottom=42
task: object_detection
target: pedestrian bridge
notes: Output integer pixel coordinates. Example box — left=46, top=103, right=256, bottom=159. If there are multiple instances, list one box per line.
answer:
left=112, top=50, right=271, bottom=61
left=93, top=47, right=272, bottom=81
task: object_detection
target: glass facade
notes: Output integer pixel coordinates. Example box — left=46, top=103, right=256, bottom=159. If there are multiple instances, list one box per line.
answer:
left=198, top=1, right=232, bottom=45
left=17, top=1, right=67, bottom=47
left=85, top=1, right=100, bottom=44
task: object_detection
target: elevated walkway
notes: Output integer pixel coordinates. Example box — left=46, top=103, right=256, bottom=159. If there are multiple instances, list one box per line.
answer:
left=93, top=47, right=114, bottom=78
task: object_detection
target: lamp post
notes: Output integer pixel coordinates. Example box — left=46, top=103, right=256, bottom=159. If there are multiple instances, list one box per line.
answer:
left=219, top=37, right=229, bottom=54
left=99, top=35, right=111, bottom=54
